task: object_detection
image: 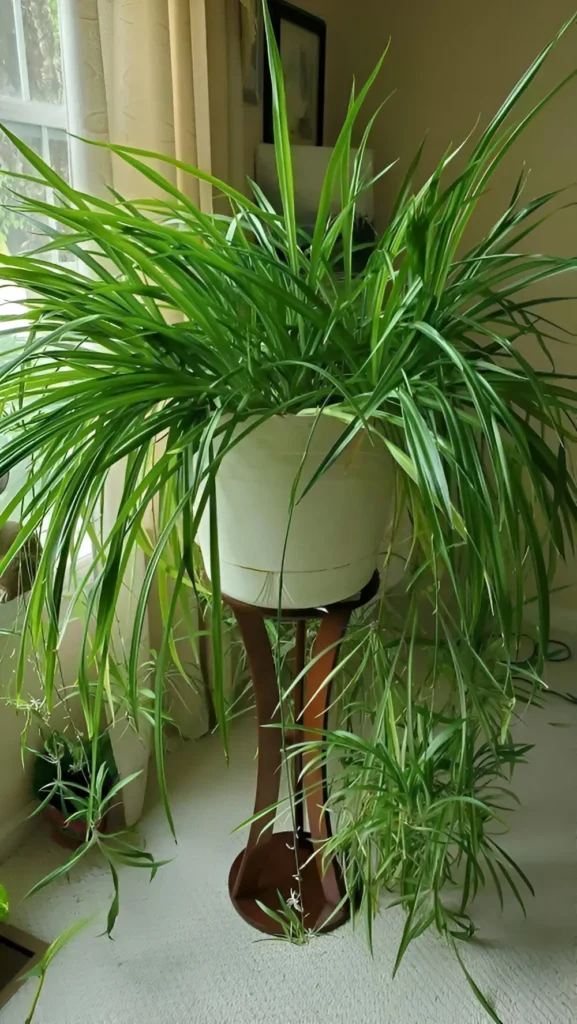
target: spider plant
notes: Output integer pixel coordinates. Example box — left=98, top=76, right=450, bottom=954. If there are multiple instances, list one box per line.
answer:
left=0, top=881, right=8, bottom=921
left=31, top=728, right=118, bottom=841
left=26, top=724, right=167, bottom=936
left=21, top=917, right=93, bottom=1024
left=303, top=614, right=538, bottom=946
left=1, top=858, right=91, bottom=1024
left=0, top=2, right=575, bottom=1015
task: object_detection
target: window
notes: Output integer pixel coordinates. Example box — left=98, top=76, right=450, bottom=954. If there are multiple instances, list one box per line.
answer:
left=0, top=2, right=82, bottom=564
left=0, top=0, right=69, bottom=257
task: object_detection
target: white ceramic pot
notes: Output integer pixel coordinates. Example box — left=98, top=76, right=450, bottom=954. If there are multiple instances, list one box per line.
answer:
left=197, top=415, right=394, bottom=609
left=108, top=713, right=152, bottom=827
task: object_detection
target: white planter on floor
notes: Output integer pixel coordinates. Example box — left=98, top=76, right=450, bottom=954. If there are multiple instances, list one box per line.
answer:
left=103, top=459, right=154, bottom=827
left=198, top=414, right=394, bottom=609
left=108, top=714, right=152, bottom=827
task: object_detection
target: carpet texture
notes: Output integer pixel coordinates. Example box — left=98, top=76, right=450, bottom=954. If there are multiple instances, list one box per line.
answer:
left=1, top=647, right=575, bottom=1024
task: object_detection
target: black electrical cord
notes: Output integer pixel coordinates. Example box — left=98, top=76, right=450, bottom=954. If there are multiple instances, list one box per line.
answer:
left=511, top=634, right=572, bottom=666
left=545, top=639, right=572, bottom=663
left=515, top=635, right=576, bottom=705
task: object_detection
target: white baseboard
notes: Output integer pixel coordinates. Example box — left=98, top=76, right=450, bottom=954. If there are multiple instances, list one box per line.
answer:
left=0, top=801, right=38, bottom=865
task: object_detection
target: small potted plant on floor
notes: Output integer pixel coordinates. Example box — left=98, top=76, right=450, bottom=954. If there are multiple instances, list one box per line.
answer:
left=31, top=730, right=118, bottom=847
left=27, top=725, right=167, bottom=935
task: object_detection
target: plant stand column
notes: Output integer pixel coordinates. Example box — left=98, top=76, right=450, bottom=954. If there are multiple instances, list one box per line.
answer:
left=226, top=573, right=379, bottom=936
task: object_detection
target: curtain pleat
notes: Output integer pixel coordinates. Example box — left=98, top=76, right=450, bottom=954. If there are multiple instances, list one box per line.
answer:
left=58, top=0, right=246, bottom=821
left=61, top=0, right=245, bottom=204
left=167, top=0, right=200, bottom=202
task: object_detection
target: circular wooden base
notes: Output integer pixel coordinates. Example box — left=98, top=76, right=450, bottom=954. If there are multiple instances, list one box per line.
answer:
left=228, top=831, right=349, bottom=936
left=225, top=585, right=378, bottom=939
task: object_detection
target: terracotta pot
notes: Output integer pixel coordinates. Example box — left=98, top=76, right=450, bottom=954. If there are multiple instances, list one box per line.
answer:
left=45, top=805, right=106, bottom=850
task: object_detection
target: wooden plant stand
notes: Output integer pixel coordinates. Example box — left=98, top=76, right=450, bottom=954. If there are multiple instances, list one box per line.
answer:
left=225, top=573, right=379, bottom=936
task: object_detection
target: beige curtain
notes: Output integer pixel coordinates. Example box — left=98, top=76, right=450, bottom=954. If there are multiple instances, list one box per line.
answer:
left=58, top=0, right=246, bottom=821
left=60, top=0, right=245, bottom=202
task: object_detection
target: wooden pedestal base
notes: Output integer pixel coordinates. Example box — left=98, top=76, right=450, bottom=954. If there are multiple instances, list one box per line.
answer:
left=229, top=831, right=349, bottom=935
left=225, top=574, right=379, bottom=937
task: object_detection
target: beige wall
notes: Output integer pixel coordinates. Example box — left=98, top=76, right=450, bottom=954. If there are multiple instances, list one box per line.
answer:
left=333, top=0, right=577, bottom=615
left=355, top=2, right=577, bottom=233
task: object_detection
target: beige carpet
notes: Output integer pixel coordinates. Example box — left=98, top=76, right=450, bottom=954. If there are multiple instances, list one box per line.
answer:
left=1, top=643, right=575, bottom=1024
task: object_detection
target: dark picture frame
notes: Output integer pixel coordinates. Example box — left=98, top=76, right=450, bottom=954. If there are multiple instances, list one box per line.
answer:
left=263, top=2, right=326, bottom=146
left=241, top=1, right=263, bottom=105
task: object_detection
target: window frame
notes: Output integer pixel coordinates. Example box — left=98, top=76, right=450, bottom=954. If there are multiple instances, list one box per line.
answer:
left=0, top=0, right=68, bottom=161
left=1, top=0, right=71, bottom=268
left=0, top=2, right=95, bottom=579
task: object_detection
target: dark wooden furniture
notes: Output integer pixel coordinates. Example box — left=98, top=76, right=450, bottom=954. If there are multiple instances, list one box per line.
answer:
left=226, top=573, right=379, bottom=935
left=0, top=923, right=48, bottom=1012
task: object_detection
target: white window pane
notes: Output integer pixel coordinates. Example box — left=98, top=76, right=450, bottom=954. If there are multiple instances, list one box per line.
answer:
left=0, top=120, right=45, bottom=255
left=21, top=0, right=63, bottom=104
left=1, top=119, right=42, bottom=157
left=0, top=122, right=70, bottom=256
left=0, top=457, right=31, bottom=521
left=48, top=129, right=69, bottom=182
left=0, top=2, right=22, bottom=98
left=0, top=283, right=28, bottom=330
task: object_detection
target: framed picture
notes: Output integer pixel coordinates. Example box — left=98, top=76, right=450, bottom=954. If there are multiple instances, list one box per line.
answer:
left=241, top=0, right=263, bottom=106
left=263, top=2, right=326, bottom=146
